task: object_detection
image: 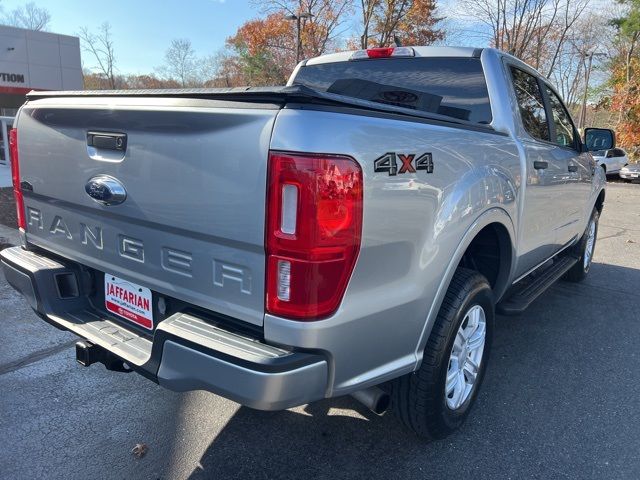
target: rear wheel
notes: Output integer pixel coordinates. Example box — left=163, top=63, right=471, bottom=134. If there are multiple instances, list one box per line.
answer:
left=564, top=208, right=599, bottom=282
left=390, top=268, right=494, bottom=440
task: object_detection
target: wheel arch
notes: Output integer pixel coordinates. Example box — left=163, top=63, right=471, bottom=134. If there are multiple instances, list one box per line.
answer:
left=595, top=188, right=605, bottom=214
left=414, top=208, right=515, bottom=365
left=458, top=222, right=513, bottom=301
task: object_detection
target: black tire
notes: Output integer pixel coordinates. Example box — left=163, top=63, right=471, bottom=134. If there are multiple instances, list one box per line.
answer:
left=390, top=268, right=494, bottom=440
left=564, top=208, right=599, bottom=282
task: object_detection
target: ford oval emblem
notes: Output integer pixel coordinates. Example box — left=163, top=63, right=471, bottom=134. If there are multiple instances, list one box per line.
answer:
left=85, top=175, right=127, bottom=206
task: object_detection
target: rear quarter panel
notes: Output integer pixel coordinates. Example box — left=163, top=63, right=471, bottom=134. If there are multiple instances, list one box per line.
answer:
left=265, top=107, right=520, bottom=395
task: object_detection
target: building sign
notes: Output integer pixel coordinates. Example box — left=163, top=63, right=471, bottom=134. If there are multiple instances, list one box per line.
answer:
left=0, top=73, right=25, bottom=84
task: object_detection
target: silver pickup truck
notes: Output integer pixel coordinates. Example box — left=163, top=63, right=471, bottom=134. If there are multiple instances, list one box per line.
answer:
left=2, top=46, right=610, bottom=439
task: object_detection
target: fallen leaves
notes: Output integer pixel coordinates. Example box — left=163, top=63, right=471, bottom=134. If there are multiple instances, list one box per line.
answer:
left=131, top=443, right=148, bottom=459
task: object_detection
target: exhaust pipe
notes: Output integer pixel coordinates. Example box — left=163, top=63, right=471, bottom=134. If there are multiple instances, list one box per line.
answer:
left=350, top=386, right=390, bottom=415
left=75, top=340, right=132, bottom=372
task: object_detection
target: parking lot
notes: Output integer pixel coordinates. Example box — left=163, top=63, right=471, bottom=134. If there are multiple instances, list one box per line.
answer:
left=0, top=181, right=639, bottom=480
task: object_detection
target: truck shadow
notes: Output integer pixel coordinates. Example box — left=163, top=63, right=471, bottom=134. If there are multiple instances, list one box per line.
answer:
left=177, top=261, right=640, bottom=479
left=186, top=397, right=417, bottom=479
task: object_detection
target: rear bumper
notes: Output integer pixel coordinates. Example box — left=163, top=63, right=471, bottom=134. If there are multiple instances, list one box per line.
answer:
left=1, top=246, right=328, bottom=410
left=619, top=172, right=639, bottom=179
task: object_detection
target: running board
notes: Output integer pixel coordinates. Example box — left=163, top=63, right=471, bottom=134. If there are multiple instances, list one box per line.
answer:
left=496, top=255, right=579, bottom=315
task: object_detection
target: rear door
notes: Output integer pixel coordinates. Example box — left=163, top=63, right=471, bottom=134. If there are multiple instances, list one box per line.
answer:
left=17, top=96, right=278, bottom=327
left=540, top=82, right=592, bottom=244
left=509, top=66, right=569, bottom=275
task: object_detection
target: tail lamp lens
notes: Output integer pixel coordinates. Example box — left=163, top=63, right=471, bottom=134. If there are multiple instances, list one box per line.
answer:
left=266, top=151, right=363, bottom=320
left=8, top=129, right=25, bottom=230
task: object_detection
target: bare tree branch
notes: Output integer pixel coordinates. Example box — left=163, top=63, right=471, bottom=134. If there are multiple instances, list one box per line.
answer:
left=3, top=2, right=51, bottom=31
left=78, top=23, right=117, bottom=89
left=157, top=39, right=200, bottom=87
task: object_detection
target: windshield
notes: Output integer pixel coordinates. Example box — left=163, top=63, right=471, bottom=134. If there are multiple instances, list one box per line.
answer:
left=292, top=57, right=493, bottom=124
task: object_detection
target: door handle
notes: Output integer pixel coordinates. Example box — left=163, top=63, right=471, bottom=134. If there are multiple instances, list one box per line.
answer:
left=87, top=132, right=127, bottom=151
left=533, top=161, right=548, bottom=170
left=568, top=164, right=578, bottom=173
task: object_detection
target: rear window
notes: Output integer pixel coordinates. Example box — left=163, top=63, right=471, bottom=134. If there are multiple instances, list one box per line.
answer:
left=292, top=57, right=492, bottom=124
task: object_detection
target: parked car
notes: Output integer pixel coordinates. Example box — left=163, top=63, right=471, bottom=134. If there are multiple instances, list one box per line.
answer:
left=591, top=148, right=629, bottom=176
left=619, top=163, right=640, bottom=181
left=2, top=46, right=608, bottom=440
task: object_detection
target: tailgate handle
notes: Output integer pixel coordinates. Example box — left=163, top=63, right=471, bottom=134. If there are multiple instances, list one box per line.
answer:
left=533, top=160, right=548, bottom=170
left=87, top=132, right=127, bottom=151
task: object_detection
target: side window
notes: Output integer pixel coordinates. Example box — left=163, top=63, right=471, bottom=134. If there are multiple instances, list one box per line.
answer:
left=614, top=148, right=626, bottom=157
left=543, top=85, right=576, bottom=148
left=510, top=67, right=550, bottom=142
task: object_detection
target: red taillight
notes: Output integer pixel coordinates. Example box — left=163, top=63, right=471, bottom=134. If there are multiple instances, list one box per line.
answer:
left=266, top=151, right=363, bottom=320
left=9, top=129, right=25, bottom=230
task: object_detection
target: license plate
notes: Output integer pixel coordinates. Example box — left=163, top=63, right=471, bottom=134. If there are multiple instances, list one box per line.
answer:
left=104, top=274, right=153, bottom=329
left=631, top=173, right=639, bottom=178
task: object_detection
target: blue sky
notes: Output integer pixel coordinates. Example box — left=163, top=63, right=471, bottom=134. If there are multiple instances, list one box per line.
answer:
left=0, top=0, right=486, bottom=76
left=1, top=0, right=260, bottom=74
left=0, top=0, right=609, bottom=78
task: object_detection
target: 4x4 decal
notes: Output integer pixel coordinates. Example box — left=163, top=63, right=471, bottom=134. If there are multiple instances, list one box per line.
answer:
left=374, top=152, right=434, bottom=176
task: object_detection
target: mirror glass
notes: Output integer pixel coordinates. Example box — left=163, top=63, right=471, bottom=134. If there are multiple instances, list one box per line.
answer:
left=584, top=128, right=615, bottom=152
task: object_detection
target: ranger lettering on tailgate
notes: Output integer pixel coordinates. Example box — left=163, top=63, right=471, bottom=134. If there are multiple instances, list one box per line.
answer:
left=25, top=207, right=252, bottom=295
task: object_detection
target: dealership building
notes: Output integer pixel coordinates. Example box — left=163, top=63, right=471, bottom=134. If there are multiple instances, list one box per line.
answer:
left=0, top=25, right=82, bottom=115
left=0, top=25, right=82, bottom=180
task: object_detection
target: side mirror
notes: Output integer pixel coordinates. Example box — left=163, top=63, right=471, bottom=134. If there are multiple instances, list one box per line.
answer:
left=584, top=128, right=616, bottom=152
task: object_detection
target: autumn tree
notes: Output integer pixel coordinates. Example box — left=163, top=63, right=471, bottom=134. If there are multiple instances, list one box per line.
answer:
left=82, top=71, right=113, bottom=90
left=360, top=0, right=377, bottom=48
left=256, top=0, right=353, bottom=57
left=83, top=70, right=184, bottom=90
left=124, top=74, right=180, bottom=89
left=608, top=0, right=640, bottom=150
left=613, top=0, right=640, bottom=83
left=221, top=0, right=353, bottom=86
left=360, top=0, right=444, bottom=48
left=225, top=14, right=296, bottom=86
left=394, top=0, right=444, bottom=46
left=206, top=51, right=246, bottom=87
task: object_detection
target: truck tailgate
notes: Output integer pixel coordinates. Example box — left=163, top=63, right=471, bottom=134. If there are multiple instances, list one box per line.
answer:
left=17, top=96, right=278, bottom=327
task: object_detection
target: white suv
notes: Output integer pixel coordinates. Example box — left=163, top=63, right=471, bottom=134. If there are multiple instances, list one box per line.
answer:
left=592, top=148, right=629, bottom=176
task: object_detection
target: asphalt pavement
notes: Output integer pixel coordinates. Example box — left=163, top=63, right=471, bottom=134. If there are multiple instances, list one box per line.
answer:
left=1, top=182, right=639, bottom=480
